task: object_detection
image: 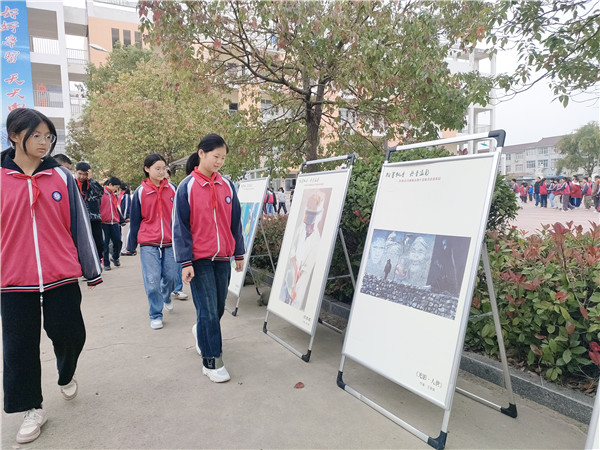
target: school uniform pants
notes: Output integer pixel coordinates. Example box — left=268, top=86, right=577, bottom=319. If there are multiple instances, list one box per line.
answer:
left=91, top=220, right=104, bottom=261
left=102, top=223, right=122, bottom=266
left=190, top=259, right=231, bottom=368
left=1, top=283, right=85, bottom=413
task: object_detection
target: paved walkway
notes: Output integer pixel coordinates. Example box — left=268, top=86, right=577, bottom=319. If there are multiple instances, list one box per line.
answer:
left=0, top=230, right=591, bottom=449
left=509, top=198, right=599, bottom=235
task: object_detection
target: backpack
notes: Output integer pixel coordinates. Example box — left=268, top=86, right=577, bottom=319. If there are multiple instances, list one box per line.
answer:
left=582, top=183, right=589, bottom=195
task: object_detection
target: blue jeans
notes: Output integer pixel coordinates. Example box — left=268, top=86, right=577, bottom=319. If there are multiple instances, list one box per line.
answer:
left=174, top=264, right=183, bottom=292
left=190, top=259, right=231, bottom=365
left=140, top=246, right=178, bottom=320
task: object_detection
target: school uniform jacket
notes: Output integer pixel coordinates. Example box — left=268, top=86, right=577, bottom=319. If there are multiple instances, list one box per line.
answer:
left=0, top=151, right=102, bottom=292
left=126, top=178, right=177, bottom=251
left=172, top=169, right=244, bottom=267
left=100, top=187, right=121, bottom=224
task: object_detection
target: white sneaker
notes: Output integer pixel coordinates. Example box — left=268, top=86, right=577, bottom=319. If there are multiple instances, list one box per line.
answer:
left=172, top=291, right=188, bottom=300
left=202, top=365, right=231, bottom=383
left=16, top=407, right=47, bottom=444
left=60, top=377, right=78, bottom=400
left=163, top=301, right=174, bottom=312
left=150, top=319, right=163, bottom=329
left=191, top=323, right=202, bottom=356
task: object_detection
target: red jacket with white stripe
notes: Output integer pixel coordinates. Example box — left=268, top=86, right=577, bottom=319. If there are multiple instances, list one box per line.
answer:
left=172, top=169, right=244, bottom=267
left=0, top=151, right=102, bottom=292
left=100, top=187, right=121, bottom=224
left=126, top=178, right=177, bottom=251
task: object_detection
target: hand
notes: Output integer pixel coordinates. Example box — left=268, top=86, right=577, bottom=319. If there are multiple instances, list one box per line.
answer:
left=235, top=259, right=244, bottom=272
left=182, top=266, right=194, bottom=283
left=88, top=285, right=96, bottom=291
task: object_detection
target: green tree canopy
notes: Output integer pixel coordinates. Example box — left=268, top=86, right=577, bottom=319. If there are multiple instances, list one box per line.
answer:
left=139, top=0, right=495, bottom=168
left=85, top=43, right=154, bottom=96
left=555, top=122, right=600, bottom=176
left=82, top=53, right=257, bottom=186
left=487, top=0, right=600, bottom=106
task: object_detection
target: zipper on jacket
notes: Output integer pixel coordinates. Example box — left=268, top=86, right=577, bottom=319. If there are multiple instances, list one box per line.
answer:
left=28, top=180, right=45, bottom=296
left=212, top=209, right=220, bottom=260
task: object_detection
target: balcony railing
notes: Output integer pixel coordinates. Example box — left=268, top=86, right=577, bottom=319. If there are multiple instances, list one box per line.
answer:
left=34, top=88, right=63, bottom=108
left=30, top=36, right=60, bottom=55
left=67, top=48, right=88, bottom=65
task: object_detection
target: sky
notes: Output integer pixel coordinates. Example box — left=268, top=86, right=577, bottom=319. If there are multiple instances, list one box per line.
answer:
left=493, top=50, right=599, bottom=147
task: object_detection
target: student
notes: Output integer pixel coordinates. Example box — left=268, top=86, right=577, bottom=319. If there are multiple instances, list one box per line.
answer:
left=100, top=176, right=123, bottom=270
left=172, top=134, right=245, bottom=383
left=53, top=153, right=72, bottom=171
left=277, top=187, right=287, bottom=214
left=75, top=162, right=104, bottom=261
left=539, top=178, right=548, bottom=208
left=1, top=108, right=102, bottom=444
left=125, top=154, right=178, bottom=329
left=118, top=181, right=132, bottom=222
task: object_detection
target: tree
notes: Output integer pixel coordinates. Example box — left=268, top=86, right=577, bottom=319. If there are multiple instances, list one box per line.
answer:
left=486, top=1, right=600, bottom=106
left=139, top=1, right=495, bottom=168
left=85, top=43, right=153, bottom=96
left=555, top=122, right=600, bottom=176
left=81, top=53, right=250, bottom=185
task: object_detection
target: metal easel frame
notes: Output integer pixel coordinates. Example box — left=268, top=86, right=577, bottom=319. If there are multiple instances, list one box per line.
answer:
left=263, top=154, right=356, bottom=361
left=226, top=168, right=276, bottom=316
left=337, top=131, right=516, bottom=450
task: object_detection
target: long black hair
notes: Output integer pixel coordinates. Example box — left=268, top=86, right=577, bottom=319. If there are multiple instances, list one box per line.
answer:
left=143, top=153, right=166, bottom=179
left=185, top=133, right=229, bottom=175
left=4, top=108, right=57, bottom=158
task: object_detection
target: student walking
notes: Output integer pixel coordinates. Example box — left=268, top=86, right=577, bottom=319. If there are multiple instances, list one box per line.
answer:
left=1, top=108, right=102, bottom=444
left=172, top=134, right=245, bottom=383
left=100, top=177, right=123, bottom=270
left=125, top=154, right=178, bottom=329
left=75, top=162, right=104, bottom=261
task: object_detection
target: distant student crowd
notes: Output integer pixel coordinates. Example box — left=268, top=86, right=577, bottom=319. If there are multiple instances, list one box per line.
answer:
left=511, top=175, right=600, bottom=212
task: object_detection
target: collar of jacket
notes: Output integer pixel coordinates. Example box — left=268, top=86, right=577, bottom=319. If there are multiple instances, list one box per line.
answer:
left=1, top=149, right=60, bottom=174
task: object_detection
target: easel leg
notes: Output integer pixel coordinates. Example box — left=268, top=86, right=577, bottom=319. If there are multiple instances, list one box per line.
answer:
left=481, top=246, right=517, bottom=415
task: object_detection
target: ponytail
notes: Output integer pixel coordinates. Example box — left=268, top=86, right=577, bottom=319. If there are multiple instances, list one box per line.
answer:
left=186, top=152, right=199, bottom=175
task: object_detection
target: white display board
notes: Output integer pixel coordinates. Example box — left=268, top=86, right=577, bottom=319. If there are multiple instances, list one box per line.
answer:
left=342, top=153, right=499, bottom=409
left=267, top=169, right=351, bottom=334
left=228, top=177, right=269, bottom=297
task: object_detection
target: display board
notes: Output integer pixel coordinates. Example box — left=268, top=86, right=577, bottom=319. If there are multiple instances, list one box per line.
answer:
left=267, top=169, right=351, bottom=334
left=342, top=153, right=499, bottom=409
left=228, top=177, right=269, bottom=297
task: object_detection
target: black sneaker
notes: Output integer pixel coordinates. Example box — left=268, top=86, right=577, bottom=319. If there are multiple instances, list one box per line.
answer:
left=111, top=258, right=120, bottom=267
left=103, top=265, right=111, bottom=271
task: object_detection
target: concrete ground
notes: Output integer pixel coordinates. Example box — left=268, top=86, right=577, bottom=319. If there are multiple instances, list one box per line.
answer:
left=508, top=197, right=599, bottom=235
left=0, top=244, right=589, bottom=449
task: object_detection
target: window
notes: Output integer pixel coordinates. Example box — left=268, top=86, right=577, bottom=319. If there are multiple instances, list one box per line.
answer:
left=526, top=161, right=536, bottom=169
left=506, top=165, right=512, bottom=173
left=134, top=32, right=142, bottom=47
left=526, top=149, right=536, bottom=157
left=538, top=159, right=548, bottom=168
left=505, top=154, right=511, bottom=161
left=123, top=30, right=131, bottom=47
left=515, top=153, right=523, bottom=160
left=111, top=28, right=120, bottom=48
left=538, top=147, right=548, bottom=155
left=515, top=164, right=524, bottom=172
left=261, top=99, right=279, bottom=121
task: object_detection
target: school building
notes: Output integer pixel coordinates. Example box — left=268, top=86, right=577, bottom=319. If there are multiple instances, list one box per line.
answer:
left=501, top=135, right=566, bottom=180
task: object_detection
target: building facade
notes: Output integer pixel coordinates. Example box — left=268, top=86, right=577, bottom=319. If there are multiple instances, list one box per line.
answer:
left=502, top=135, right=565, bottom=179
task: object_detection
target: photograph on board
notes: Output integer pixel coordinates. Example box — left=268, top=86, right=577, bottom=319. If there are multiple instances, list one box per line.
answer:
left=279, top=187, right=332, bottom=312
left=360, top=229, right=470, bottom=320
left=240, top=201, right=261, bottom=250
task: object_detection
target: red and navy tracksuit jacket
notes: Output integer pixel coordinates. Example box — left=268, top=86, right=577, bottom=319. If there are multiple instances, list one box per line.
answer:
left=0, top=151, right=102, bottom=292
left=172, top=169, right=245, bottom=267
left=126, top=178, right=177, bottom=251
left=100, top=187, right=122, bottom=224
